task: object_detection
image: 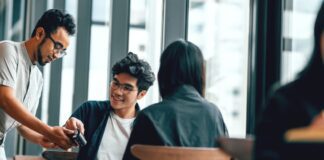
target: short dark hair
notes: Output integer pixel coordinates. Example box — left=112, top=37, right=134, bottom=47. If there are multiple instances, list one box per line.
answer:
left=112, top=52, right=155, bottom=92
left=31, top=9, right=76, bottom=37
left=158, top=39, right=205, bottom=98
left=299, top=2, right=324, bottom=78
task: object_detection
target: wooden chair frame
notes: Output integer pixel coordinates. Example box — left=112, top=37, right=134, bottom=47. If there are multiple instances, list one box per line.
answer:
left=131, top=144, right=231, bottom=160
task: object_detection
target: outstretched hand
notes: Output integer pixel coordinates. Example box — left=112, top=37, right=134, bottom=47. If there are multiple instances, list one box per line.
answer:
left=310, top=111, right=324, bottom=129
left=64, top=117, right=85, bottom=134
left=38, top=136, right=58, bottom=149
left=47, top=126, right=74, bottom=150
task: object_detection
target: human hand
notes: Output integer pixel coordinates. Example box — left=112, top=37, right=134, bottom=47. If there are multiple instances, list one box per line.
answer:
left=47, top=126, right=75, bottom=150
left=64, top=117, right=85, bottom=134
left=310, top=111, right=324, bottom=129
left=37, top=136, right=58, bottom=148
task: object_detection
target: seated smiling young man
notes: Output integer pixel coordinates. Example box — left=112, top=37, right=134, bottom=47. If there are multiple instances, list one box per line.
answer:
left=64, top=52, right=155, bottom=160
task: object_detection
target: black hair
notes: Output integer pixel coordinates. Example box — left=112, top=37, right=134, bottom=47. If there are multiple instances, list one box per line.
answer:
left=31, top=9, right=76, bottom=37
left=158, top=39, right=205, bottom=98
left=112, top=52, right=155, bottom=92
left=298, top=2, right=324, bottom=78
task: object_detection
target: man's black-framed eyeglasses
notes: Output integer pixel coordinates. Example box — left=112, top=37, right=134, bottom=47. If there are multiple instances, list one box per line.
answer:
left=47, top=34, right=67, bottom=58
left=110, top=80, right=137, bottom=94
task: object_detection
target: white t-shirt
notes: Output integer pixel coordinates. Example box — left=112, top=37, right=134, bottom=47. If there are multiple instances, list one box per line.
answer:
left=96, top=112, right=135, bottom=160
left=0, top=41, right=43, bottom=145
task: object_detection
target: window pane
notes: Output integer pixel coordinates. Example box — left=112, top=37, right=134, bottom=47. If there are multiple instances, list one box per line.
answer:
left=59, top=0, right=78, bottom=125
left=128, top=0, right=163, bottom=108
left=88, top=0, right=111, bottom=100
left=88, top=25, right=110, bottom=100
left=281, top=0, right=323, bottom=84
left=188, top=0, right=250, bottom=137
left=92, top=0, right=110, bottom=22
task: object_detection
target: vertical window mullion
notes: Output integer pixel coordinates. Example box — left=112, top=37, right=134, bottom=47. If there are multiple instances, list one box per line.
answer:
left=108, top=0, right=130, bottom=85
left=72, top=0, right=92, bottom=110
left=162, top=0, right=188, bottom=49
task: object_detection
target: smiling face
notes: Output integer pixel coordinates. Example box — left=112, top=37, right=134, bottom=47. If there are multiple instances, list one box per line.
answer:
left=35, top=27, right=70, bottom=66
left=109, top=73, right=146, bottom=118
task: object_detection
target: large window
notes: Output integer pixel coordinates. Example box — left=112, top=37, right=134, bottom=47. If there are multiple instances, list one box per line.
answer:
left=188, top=0, right=250, bottom=137
left=59, top=0, right=78, bottom=125
left=128, top=0, right=162, bottom=108
left=87, top=0, right=111, bottom=101
left=281, top=0, right=323, bottom=83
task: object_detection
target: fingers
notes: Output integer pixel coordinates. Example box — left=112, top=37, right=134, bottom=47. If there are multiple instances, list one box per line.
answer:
left=310, top=111, right=324, bottom=129
left=42, top=142, right=58, bottom=149
left=63, top=127, right=75, bottom=135
left=49, top=117, right=86, bottom=150
left=76, top=122, right=85, bottom=134
left=48, top=126, right=74, bottom=150
left=65, top=117, right=79, bottom=130
left=65, top=117, right=85, bottom=134
left=39, top=136, right=58, bottom=149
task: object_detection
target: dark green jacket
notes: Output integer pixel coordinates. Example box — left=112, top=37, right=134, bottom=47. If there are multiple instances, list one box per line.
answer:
left=71, top=100, right=140, bottom=160
left=123, top=85, right=228, bottom=160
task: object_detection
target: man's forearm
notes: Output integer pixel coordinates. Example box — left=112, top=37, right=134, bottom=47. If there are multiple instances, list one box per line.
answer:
left=18, top=125, right=59, bottom=149
left=0, top=86, right=52, bottom=137
left=17, top=125, right=42, bottom=144
left=0, top=86, right=73, bottom=150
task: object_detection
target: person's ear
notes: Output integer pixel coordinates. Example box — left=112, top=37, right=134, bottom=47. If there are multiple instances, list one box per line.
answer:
left=136, top=90, right=147, bottom=100
left=35, top=27, right=46, bottom=40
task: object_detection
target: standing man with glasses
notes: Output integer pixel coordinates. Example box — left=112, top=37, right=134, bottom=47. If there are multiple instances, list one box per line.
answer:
left=0, top=9, right=76, bottom=159
left=64, top=52, right=155, bottom=160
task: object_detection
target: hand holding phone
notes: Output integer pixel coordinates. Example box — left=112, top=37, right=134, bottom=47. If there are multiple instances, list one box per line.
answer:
left=71, top=129, right=87, bottom=147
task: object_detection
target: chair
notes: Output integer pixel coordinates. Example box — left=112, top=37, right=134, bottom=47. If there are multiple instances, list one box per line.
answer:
left=131, top=144, right=232, bottom=160
left=218, top=137, right=254, bottom=160
left=41, top=150, right=77, bottom=160
left=13, top=155, right=44, bottom=160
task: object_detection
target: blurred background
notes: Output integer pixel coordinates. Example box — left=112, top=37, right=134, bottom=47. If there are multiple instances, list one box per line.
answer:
left=0, top=0, right=322, bottom=157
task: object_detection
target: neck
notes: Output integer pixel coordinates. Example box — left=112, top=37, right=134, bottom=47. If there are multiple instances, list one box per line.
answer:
left=24, top=39, right=37, bottom=64
left=113, top=105, right=137, bottom=119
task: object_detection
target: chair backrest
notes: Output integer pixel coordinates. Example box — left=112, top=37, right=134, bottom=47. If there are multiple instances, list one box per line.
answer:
left=13, top=155, right=44, bottom=160
left=131, top=144, right=231, bottom=160
left=41, top=150, right=77, bottom=160
left=218, top=137, right=254, bottom=160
